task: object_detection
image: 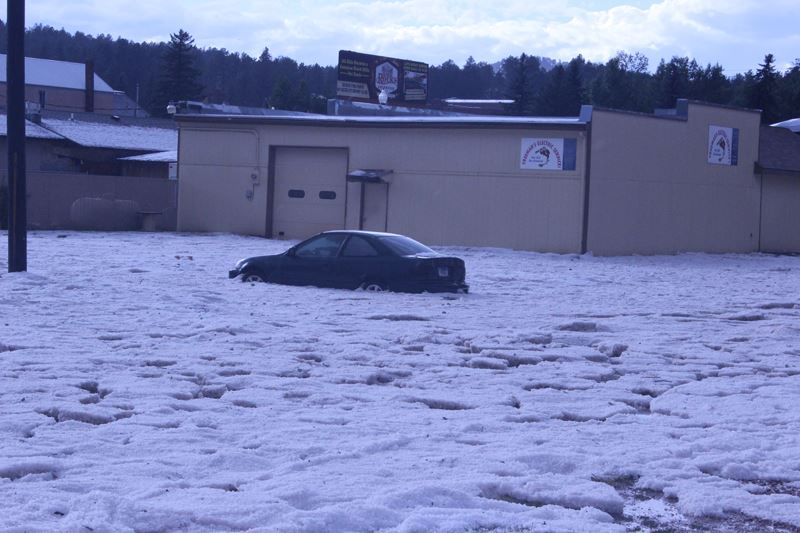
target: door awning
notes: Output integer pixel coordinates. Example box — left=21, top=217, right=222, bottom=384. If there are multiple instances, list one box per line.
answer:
left=346, top=169, right=393, bottom=184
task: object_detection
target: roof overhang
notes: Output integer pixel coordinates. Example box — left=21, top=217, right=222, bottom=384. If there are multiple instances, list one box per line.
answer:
left=174, top=113, right=588, bottom=130
left=347, top=169, right=393, bottom=184
left=755, top=162, right=800, bottom=177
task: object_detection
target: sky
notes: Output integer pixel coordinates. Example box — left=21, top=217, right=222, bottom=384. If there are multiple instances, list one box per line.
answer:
left=2, top=0, right=799, bottom=74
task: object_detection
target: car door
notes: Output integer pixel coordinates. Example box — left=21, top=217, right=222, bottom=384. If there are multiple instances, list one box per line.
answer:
left=336, top=235, right=385, bottom=289
left=283, top=233, right=346, bottom=287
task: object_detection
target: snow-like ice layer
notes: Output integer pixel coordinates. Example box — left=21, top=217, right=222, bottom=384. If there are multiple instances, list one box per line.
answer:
left=40, top=118, right=177, bottom=151
left=1, top=232, right=799, bottom=531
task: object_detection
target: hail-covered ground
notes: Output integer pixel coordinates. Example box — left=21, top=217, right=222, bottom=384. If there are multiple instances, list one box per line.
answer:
left=1, top=231, right=799, bottom=533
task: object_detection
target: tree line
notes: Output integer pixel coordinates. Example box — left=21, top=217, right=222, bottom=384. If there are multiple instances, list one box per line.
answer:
left=0, top=22, right=797, bottom=123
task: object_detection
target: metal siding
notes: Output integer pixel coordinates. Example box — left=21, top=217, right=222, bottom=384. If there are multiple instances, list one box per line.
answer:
left=177, top=122, right=586, bottom=253
left=272, top=147, right=348, bottom=240
left=760, top=173, right=800, bottom=253
left=587, top=104, right=761, bottom=255
left=177, top=127, right=265, bottom=234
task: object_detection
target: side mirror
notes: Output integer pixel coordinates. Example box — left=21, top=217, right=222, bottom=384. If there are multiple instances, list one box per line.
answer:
left=285, top=247, right=296, bottom=257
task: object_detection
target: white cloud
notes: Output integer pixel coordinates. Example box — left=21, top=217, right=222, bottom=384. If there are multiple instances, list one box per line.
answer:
left=2, top=0, right=798, bottom=72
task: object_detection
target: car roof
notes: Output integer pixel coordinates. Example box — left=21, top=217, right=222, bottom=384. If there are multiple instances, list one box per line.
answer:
left=321, top=230, right=404, bottom=238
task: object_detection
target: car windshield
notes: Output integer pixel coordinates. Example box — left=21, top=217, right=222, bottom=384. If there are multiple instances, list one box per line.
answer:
left=378, top=235, right=435, bottom=256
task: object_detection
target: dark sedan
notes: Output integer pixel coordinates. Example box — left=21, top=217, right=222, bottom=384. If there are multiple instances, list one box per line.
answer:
left=229, top=230, right=468, bottom=293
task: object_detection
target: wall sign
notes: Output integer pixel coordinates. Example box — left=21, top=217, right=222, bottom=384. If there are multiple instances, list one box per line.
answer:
left=520, top=138, right=577, bottom=171
left=707, top=125, right=739, bottom=166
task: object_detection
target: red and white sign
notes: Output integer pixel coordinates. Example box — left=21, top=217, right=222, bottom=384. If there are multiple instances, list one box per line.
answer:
left=708, top=125, right=733, bottom=165
left=520, top=138, right=564, bottom=170
left=375, top=61, right=399, bottom=96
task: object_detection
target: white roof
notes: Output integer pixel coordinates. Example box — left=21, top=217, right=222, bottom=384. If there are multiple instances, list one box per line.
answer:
left=182, top=113, right=584, bottom=126
left=0, top=54, right=114, bottom=92
left=0, top=114, right=64, bottom=140
left=772, top=118, right=800, bottom=133
left=444, top=99, right=515, bottom=104
left=41, top=118, right=177, bottom=152
left=118, top=150, right=177, bottom=162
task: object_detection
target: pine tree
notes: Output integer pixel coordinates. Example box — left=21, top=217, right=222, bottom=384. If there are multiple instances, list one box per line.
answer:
left=503, top=53, right=541, bottom=115
left=655, top=57, right=691, bottom=108
left=563, top=56, right=585, bottom=114
left=269, top=76, right=293, bottom=109
left=781, top=60, right=800, bottom=119
left=539, top=64, right=568, bottom=115
left=157, top=29, right=203, bottom=113
left=750, top=53, right=779, bottom=123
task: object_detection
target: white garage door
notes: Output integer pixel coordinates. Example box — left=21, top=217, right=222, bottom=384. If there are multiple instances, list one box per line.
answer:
left=272, top=147, right=348, bottom=240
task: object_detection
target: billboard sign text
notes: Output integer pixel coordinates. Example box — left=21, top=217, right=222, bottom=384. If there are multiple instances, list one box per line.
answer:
left=337, top=50, right=428, bottom=103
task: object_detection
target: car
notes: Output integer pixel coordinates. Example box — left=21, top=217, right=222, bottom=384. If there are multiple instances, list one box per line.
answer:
left=229, top=230, right=468, bottom=293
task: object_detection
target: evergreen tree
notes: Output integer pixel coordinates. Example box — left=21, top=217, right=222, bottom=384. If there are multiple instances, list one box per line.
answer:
left=502, top=53, right=542, bottom=115
left=4, top=22, right=798, bottom=123
left=749, top=53, right=780, bottom=123
left=689, top=63, right=730, bottom=104
left=562, top=56, right=585, bottom=114
left=779, top=60, right=800, bottom=119
left=428, top=59, right=460, bottom=99
left=269, top=76, right=293, bottom=109
left=538, top=64, right=568, bottom=115
left=157, top=29, right=203, bottom=113
left=654, top=56, right=691, bottom=108
left=292, top=80, right=311, bottom=111
left=588, top=52, right=654, bottom=112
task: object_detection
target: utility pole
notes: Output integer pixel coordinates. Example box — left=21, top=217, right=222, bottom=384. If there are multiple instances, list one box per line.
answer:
left=7, top=0, right=27, bottom=272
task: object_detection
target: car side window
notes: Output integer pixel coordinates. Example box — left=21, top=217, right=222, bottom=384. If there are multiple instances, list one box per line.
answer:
left=294, top=234, right=346, bottom=258
left=341, top=235, right=380, bottom=257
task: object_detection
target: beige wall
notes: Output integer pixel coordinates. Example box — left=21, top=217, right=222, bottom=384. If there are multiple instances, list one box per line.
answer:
left=760, top=172, right=800, bottom=253
left=177, top=128, right=266, bottom=235
left=177, top=121, right=587, bottom=253
left=587, top=103, right=762, bottom=255
left=15, top=171, right=177, bottom=230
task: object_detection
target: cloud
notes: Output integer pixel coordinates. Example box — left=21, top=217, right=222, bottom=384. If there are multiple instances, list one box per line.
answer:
left=4, top=0, right=799, bottom=73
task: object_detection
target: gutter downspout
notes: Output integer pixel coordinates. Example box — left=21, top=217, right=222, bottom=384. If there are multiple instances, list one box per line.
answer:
left=757, top=167, right=764, bottom=253
left=579, top=105, right=593, bottom=254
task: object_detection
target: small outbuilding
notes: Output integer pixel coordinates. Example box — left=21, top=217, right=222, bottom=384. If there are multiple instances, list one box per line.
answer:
left=175, top=100, right=798, bottom=255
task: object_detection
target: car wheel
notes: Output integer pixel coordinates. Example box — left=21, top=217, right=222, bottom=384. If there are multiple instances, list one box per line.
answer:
left=360, top=280, right=386, bottom=292
left=242, top=271, right=265, bottom=283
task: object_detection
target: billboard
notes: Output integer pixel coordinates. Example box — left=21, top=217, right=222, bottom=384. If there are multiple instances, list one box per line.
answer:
left=337, top=50, right=428, bottom=104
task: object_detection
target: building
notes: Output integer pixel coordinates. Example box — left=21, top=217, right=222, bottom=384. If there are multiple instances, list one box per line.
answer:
left=0, top=55, right=176, bottom=231
left=0, top=111, right=178, bottom=231
left=0, top=54, right=143, bottom=117
left=174, top=100, right=800, bottom=255
left=756, top=125, right=800, bottom=253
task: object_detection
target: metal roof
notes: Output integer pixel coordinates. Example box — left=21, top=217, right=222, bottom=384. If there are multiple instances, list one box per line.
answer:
left=175, top=113, right=586, bottom=129
left=41, top=118, right=177, bottom=152
left=0, top=114, right=64, bottom=140
left=347, top=169, right=393, bottom=183
left=0, top=54, right=115, bottom=92
left=757, top=126, right=800, bottom=175
left=772, top=118, right=800, bottom=134
left=118, top=150, right=177, bottom=163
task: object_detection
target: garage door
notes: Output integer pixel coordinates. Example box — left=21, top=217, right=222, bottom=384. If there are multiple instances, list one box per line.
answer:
left=272, top=147, right=348, bottom=240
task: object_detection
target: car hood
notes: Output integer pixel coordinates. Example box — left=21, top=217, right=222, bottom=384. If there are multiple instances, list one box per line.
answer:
left=235, top=253, right=285, bottom=268
left=403, top=252, right=444, bottom=259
